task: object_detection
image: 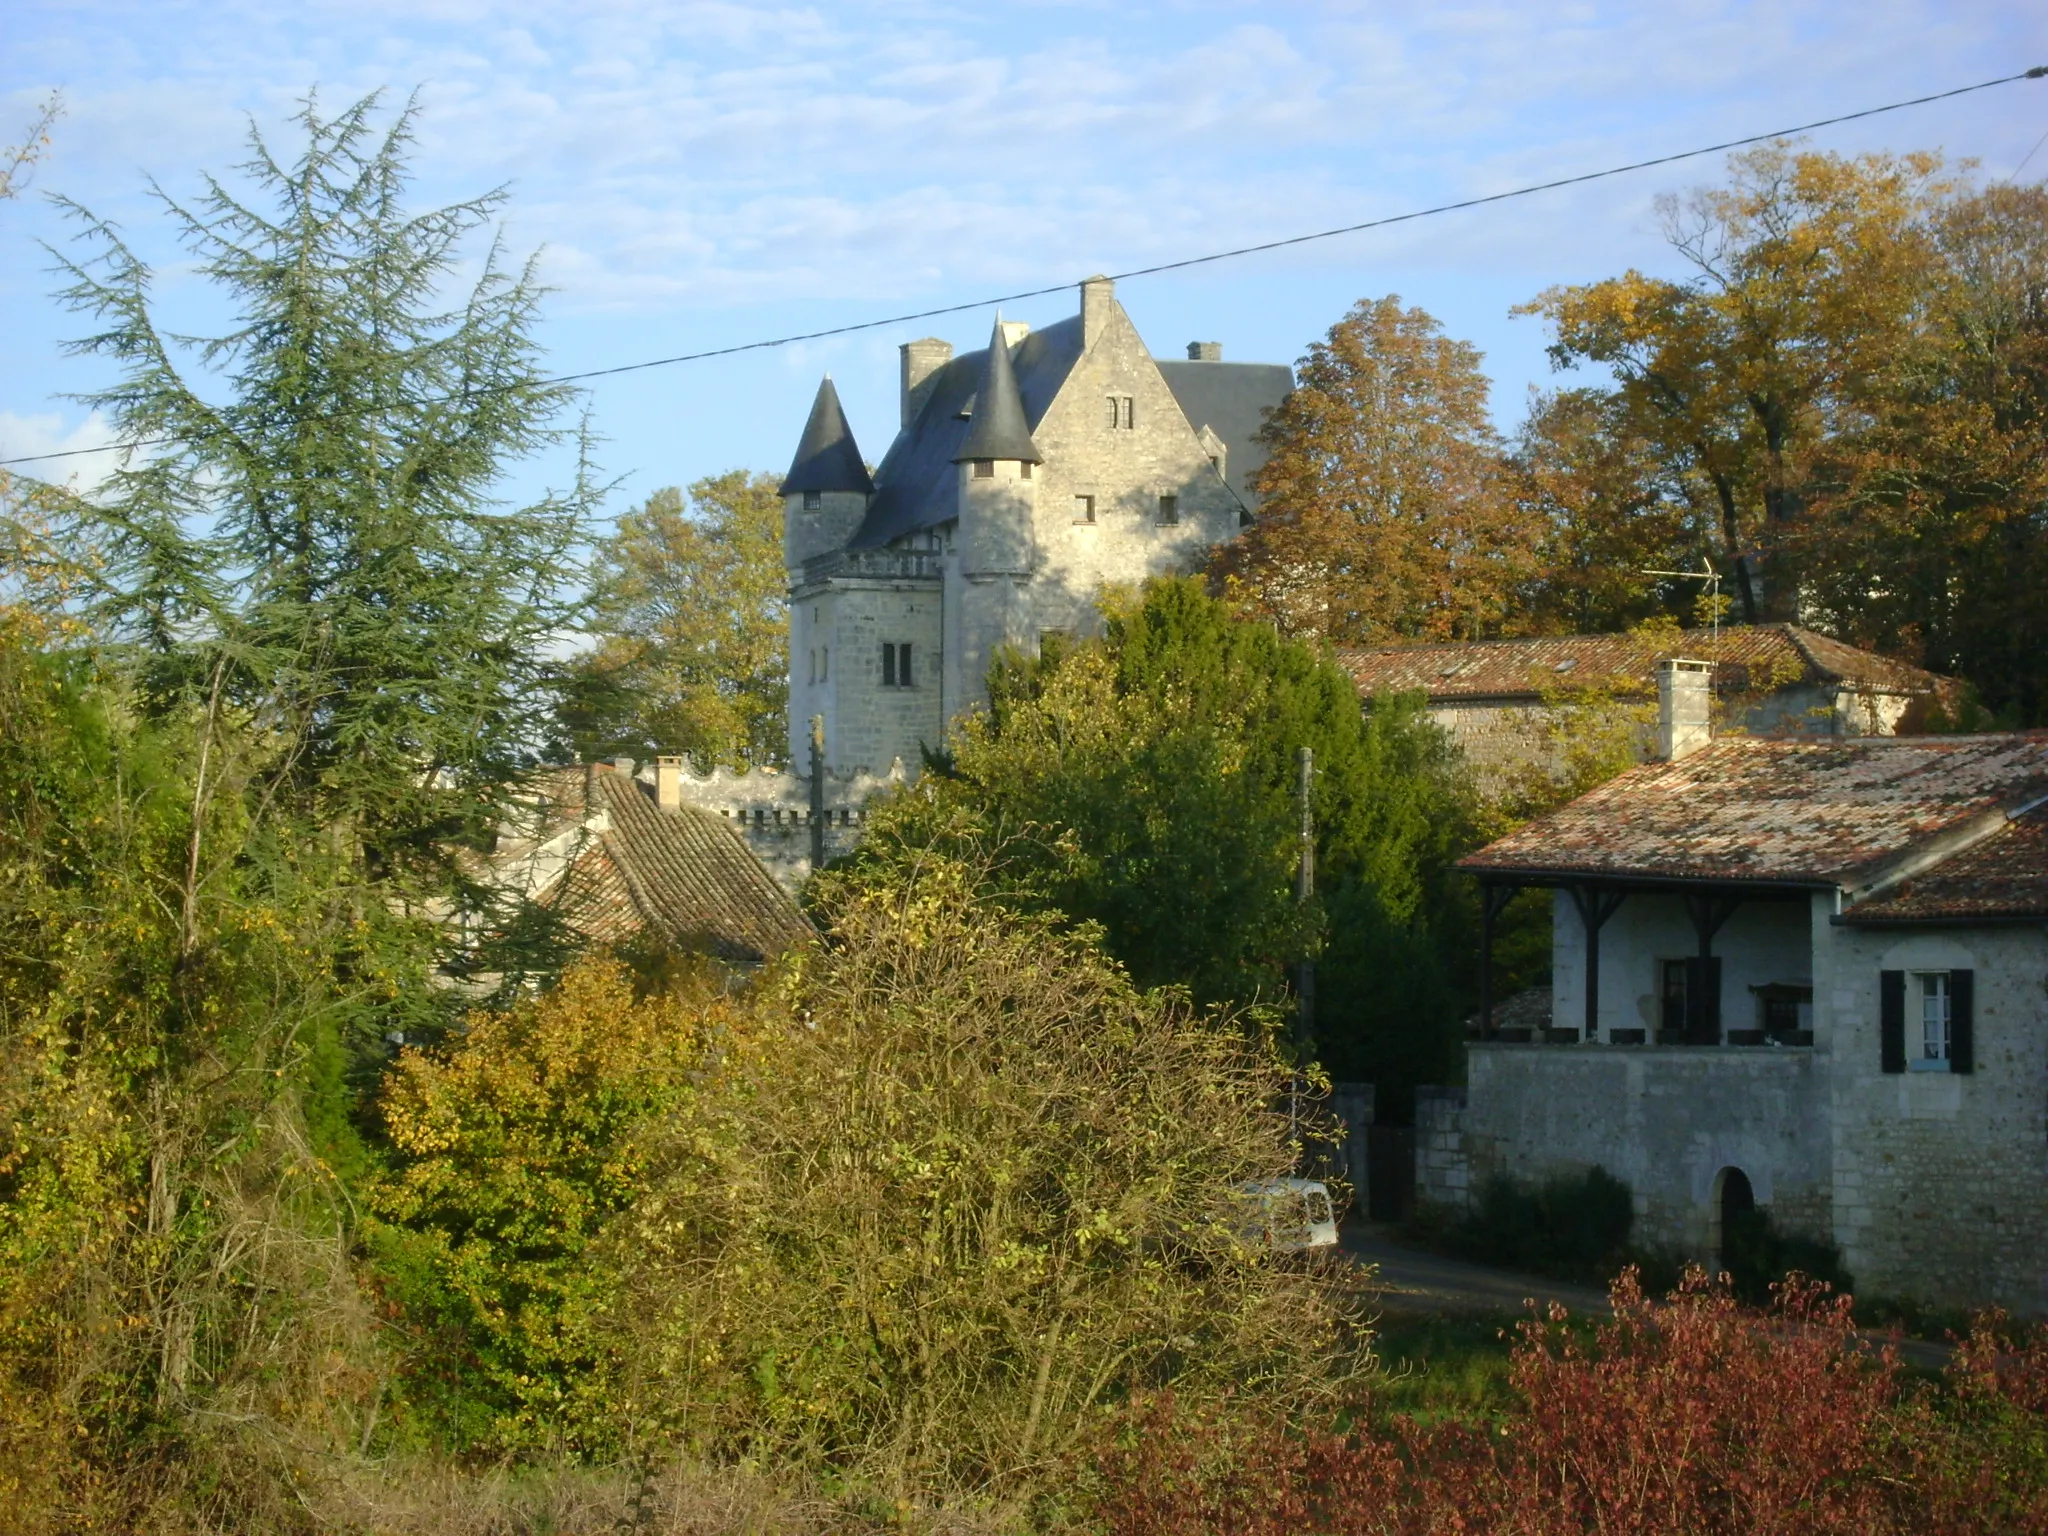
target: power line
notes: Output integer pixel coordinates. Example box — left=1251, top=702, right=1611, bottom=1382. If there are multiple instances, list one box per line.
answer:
left=3, top=65, right=2042, bottom=474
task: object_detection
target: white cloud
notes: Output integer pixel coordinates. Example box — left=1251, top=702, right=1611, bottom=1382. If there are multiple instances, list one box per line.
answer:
left=0, top=411, right=123, bottom=496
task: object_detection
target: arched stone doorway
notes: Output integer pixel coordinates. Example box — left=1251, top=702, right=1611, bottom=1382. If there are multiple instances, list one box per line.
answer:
left=1716, top=1166, right=1756, bottom=1272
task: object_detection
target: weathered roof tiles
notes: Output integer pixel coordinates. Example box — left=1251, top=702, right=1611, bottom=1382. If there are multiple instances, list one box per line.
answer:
left=1460, top=732, right=2048, bottom=890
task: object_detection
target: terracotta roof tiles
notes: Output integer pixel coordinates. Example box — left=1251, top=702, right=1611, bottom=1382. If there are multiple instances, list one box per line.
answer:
left=1843, top=807, right=2048, bottom=923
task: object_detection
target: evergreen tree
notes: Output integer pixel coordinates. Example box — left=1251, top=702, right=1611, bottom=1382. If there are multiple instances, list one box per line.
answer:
left=51, top=90, right=598, bottom=896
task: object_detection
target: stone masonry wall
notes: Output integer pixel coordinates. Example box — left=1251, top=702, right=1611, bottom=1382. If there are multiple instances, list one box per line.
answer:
left=1458, top=1042, right=1832, bottom=1257
left=1817, top=915, right=2048, bottom=1314
left=1415, top=1086, right=1471, bottom=1210
left=665, top=761, right=908, bottom=896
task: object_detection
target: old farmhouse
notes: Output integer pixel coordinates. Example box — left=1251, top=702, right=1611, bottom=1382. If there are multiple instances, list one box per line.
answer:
left=1426, top=661, right=2048, bottom=1314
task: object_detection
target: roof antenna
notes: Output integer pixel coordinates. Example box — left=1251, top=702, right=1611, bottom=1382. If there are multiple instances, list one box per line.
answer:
left=1643, top=557, right=1724, bottom=654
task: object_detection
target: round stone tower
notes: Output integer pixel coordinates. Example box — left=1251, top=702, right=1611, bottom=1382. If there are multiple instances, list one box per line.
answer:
left=779, top=375, right=873, bottom=575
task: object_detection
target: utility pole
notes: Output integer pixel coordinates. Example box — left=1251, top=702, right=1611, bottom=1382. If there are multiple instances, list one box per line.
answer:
left=809, top=714, right=827, bottom=875
left=1295, top=744, right=1315, bottom=1053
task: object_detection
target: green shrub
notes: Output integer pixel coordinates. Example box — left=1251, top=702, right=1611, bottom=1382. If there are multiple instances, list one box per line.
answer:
left=1445, top=1166, right=1635, bottom=1282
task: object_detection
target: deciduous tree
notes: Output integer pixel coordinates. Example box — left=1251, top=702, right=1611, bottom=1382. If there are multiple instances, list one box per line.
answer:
left=563, top=472, right=788, bottom=769
left=1219, top=297, right=1536, bottom=644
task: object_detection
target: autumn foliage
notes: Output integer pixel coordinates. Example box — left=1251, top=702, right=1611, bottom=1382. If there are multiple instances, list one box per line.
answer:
left=1089, top=1270, right=2048, bottom=1536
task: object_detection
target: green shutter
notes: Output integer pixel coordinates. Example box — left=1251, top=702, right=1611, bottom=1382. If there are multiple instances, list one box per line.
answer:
left=1880, top=970, right=1906, bottom=1074
left=1950, top=969, right=1974, bottom=1074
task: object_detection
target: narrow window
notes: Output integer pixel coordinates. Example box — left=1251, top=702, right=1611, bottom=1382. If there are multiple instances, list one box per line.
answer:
left=972, top=459, right=995, bottom=479
left=802, top=489, right=822, bottom=510
left=1123, top=396, right=1135, bottom=429
left=1913, top=971, right=1950, bottom=1070
left=1660, top=959, right=1688, bottom=1038
left=1019, top=461, right=1032, bottom=480
left=881, top=642, right=913, bottom=688
left=820, top=647, right=828, bottom=683
left=1106, top=396, right=1120, bottom=428
left=1155, top=493, right=1179, bottom=525
left=1073, top=494, right=1096, bottom=524
left=881, top=642, right=896, bottom=688
left=897, top=641, right=912, bottom=687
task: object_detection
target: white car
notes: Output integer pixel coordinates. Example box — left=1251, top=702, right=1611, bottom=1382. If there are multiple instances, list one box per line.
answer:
left=1235, top=1177, right=1340, bottom=1254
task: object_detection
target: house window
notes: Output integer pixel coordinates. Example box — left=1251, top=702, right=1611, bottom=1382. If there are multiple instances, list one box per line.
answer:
left=1073, top=494, right=1096, bottom=524
left=1156, top=493, right=1180, bottom=526
left=1020, top=461, right=1032, bottom=480
left=972, top=459, right=995, bottom=479
left=819, top=646, right=828, bottom=683
left=881, top=641, right=913, bottom=688
left=802, top=489, right=822, bottom=510
left=1107, top=396, right=1136, bottom=429
left=1755, top=984, right=1813, bottom=1044
left=1913, top=971, right=1950, bottom=1070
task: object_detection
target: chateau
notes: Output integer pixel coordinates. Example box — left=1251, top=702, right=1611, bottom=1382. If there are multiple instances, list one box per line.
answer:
left=779, top=275, right=1292, bottom=775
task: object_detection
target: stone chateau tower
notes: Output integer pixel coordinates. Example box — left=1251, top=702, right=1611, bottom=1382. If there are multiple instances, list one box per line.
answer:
left=782, top=275, right=1294, bottom=775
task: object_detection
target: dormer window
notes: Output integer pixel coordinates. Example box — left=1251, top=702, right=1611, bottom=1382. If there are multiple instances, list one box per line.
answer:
left=802, top=489, right=822, bottom=510
left=972, top=459, right=995, bottom=479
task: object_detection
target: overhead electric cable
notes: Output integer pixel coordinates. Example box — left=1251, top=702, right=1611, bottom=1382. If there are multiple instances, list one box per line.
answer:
left=3, top=65, right=2042, bottom=473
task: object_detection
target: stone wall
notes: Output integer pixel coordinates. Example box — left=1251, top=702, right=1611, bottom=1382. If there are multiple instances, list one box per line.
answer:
left=1415, top=1086, right=1471, bottom=1211
left=663, top=760, right=909, bottom=896
left=1818, top=917, right=2048, bottom=1314
left=1454, top=1042, right=1832, bottom=1257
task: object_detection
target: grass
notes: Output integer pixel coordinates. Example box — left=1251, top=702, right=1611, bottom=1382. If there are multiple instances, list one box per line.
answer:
left=1366, top=1310, right=1537, bottom=1425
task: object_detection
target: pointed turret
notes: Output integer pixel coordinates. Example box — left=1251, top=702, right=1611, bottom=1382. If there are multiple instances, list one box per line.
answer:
left=780, top=376, right=874, bottom=496
left=953, top=319, right=1042, bottom=465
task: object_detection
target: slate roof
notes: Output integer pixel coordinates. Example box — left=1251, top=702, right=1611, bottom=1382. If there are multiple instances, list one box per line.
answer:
left=1843, top=806, right=2048, bottom=923
left=780, top=376, right=874, bottom=497
left=954, top=318, right=1043, bottom=464
left=853, top=318, right=1083, bottom=548
left=1459, top=732, right=2048, bottom=891
left=539, top=767, right=812, bottom=962
left=1154, top=358, right=1294, bottom=507
left=1337, top=625, right=1961, bottom=709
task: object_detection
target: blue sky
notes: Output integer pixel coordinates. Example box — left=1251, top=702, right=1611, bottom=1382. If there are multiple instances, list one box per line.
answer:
left=2, top=1, right=2043, bottom=522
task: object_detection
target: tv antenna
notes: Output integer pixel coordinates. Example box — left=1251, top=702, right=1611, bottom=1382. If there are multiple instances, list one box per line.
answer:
left=1643, top=558, right=1726, bottom=652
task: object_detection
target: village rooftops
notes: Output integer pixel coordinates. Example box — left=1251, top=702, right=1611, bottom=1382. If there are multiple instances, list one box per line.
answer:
left=1459, top=731, right=2048, bottom=899
left=1337, top=625, right=1961, bottom=713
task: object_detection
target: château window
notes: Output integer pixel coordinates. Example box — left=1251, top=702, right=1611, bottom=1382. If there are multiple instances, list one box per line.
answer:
left=1073, top=494, right=1096, bottom=524
left=1155, top=493, right=1180, bottom=525
left=802, top=489, right=822, bottom=510
left=881, top=641, right=913, bottom=689
left=972, top=459, right=995, bottom=479
left=1019, top=461, right=1032, bottom=479
left=1106, top=396, right=1136, bottom=430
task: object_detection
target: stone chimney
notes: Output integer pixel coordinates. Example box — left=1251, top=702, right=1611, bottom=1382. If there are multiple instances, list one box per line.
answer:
left=1081, top=274, right=1115, bottom=348
left=900, top=338, right=953, bottom=428
left=1657, top=659, right=1714, bottom=761
left=1187, top=341, right=1222, bottom=361
left=654, top=754, right=686, bottom=811
left=998, top=319, right=1030, bottom=349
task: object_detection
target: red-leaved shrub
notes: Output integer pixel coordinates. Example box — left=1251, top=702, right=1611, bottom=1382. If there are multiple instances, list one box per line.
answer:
left=1088, top=1268, right=2048, bottom=1536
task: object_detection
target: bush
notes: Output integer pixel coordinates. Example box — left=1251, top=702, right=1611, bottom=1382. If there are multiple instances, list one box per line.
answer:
left=1440, top=1166, right=1635, bottom=1282
left=1088, top=1267, right=2048, bottom=1535
left=605, top=850, right=1371, bottom=1496
left=1724, top=1203, right=1853, bottom=1303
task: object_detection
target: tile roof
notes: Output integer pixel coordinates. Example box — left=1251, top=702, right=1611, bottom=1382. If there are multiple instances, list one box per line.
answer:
left=1459, top=732, right=2048, bottom=890
left=1336, top=625, right=1959, bottom=707
left=538, top=767, right=813, bottom=962
left=1843, top=806, right=2048, bottom=923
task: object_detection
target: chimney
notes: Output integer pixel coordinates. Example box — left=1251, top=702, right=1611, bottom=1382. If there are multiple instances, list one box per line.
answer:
left=1187, top=341, right=1222, bottom=361
left=900, top=338, right=952, bottom=428
left=1081, top=274, right=1115, bottom=347
left=998, top=318, right=1030, bottom=349
left=1657, top=659, right=1714, bottom=761
left=611, top=756, right=635, bottom=781
left=654, top=753, right=686, bottom=811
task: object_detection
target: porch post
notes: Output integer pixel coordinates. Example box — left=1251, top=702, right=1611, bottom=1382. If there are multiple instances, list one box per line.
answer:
left=1567, top=886, right=1626, bottom=1043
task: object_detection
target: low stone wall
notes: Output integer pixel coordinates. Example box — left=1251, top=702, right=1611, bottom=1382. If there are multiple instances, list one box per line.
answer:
left=1457, top=1044, right=1831, bottom=1259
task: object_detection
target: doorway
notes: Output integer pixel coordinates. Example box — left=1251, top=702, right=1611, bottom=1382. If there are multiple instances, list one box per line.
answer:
left=1717, top=1167, right=1755, bottom=1272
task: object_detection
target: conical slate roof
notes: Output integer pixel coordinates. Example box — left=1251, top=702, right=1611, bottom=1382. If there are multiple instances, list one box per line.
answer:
left=779, top=376, right=874, bottom=496
left=953, top=319, right=1043, bottom=464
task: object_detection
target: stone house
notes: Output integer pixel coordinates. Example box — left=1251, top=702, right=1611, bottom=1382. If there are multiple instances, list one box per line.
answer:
left=1336, top=627, right=1963, bottom=798
left=1428, top=662, right=2048, bottom=1314
left=670, top=276, right=1291, bottom=885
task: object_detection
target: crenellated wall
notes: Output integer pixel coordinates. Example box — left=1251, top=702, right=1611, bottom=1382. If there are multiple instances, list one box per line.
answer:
left=654, top=759, right=911, bottom=895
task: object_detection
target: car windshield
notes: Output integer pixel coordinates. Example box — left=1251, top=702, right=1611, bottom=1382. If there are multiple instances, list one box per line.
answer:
left=1304, top=1190, right=1332, bottom=1226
